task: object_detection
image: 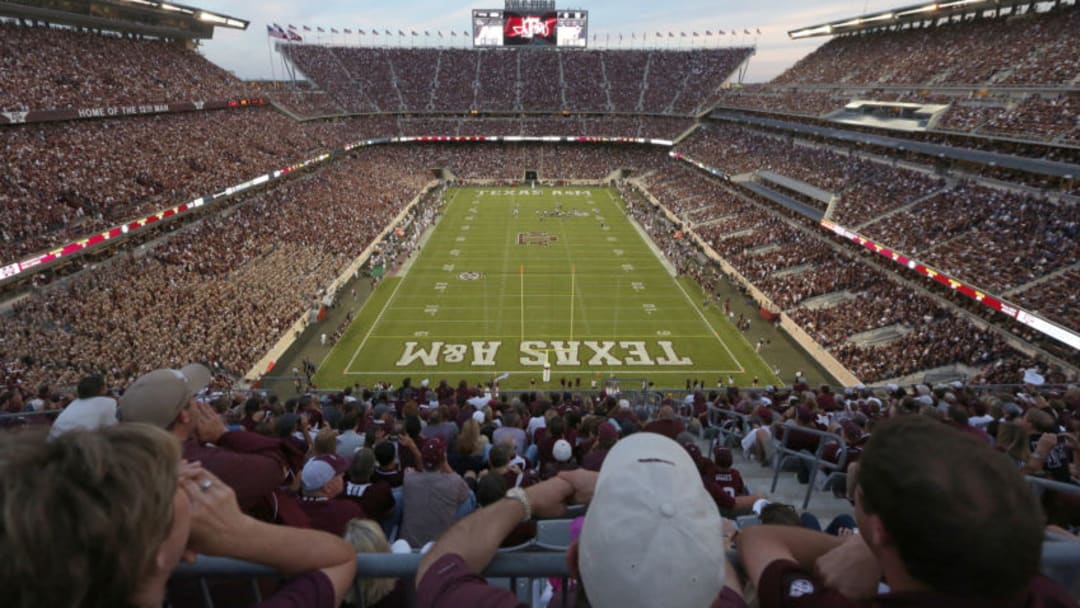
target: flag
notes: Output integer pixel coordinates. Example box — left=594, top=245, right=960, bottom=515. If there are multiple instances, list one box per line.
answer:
left=411, top=30, right=418, bottom=36
left=303, top=25, right=311, bottom=31
left=680, top=31, right=687, bottom=37
left=317, top=27, right=325, bottom=33
left=287, top=24, right=297, bottom=30
left=438, top=31, right=443, bottom=37
left=424, top=31, right=430, bottom=36
left=756, top=28, right=762, bottom=34
left=398, top=30, right=405, bottom=36
left=668, top=32, right=674, bottom=37
left=330, top=28, right=338, bottom=34
left=619, top=33, right=623, bottom=40
left=744, top=28, right=751, bottom=34
left=266, top=24, right=287, bottom=40
left=656, top=31, right=663, bottom=37
left=385, top=29, right=391, bottom=35
left=287, top=30, right=302, bottom=41
left=358, top=29, right=365, bottom=35
left=451, top=30, right=457, bottom=36
left=693, top=31, right=699, bottom=37
left=343, top=28, right=351, bottom=34
left=372, top=30, right=379, bottom=36
left=631, top=32, right=636, bottom=39
left=718, top=29, right=725, bottom=35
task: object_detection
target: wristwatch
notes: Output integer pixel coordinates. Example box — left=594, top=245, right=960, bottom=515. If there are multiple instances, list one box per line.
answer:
left=505, top=487, right=532, bottom=522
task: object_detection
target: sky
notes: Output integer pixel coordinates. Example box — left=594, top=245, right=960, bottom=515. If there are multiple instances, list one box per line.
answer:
left=196, top=0, right=904, bottom=83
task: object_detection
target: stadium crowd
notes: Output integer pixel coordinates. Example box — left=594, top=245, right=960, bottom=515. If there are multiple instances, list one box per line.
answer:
left=0, top=21, right=247, bottom=111
left=633, top=166, right=1073, bottom=383
left=773, top=3, right=1080, bottom=87
left=0, top=146, right=432, bottom=391
left=3, top=357, right=1079, bottom=607
left=279, top=46, right=754, bottom=115
left=0, top=107, right=372, bottom=261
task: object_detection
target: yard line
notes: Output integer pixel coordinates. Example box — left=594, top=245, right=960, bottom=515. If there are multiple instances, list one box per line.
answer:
left=606, top=189, right=746, bottom=374
left=343, top=275, right=410, bottom=373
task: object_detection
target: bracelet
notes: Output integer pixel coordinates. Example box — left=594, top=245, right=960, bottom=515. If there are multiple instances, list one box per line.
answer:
left=505, top=487, right=532, bottom=523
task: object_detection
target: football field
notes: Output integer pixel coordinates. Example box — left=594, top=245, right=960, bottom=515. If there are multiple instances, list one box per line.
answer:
left=315, top=186, right=781, bottom=390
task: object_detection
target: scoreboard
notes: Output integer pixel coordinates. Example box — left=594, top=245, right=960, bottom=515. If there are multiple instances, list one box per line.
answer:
left=472, top=9, right=588, bottom=47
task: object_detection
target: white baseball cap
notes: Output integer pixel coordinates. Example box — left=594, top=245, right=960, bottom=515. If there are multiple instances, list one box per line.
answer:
left=553, top=439, right=572, bottom=463
left=578, top=433, right=725, bottom=607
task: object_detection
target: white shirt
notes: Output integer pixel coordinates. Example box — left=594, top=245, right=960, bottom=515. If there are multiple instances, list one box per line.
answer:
left=49, top=396, right=118, bottom=440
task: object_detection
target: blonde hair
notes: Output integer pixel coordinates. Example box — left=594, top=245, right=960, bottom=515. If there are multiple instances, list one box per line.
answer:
left=313, top=428, right=338, bottom=455
left=342, top=519, right=397, bottom=605
left=0, top=424, right=180, bottom=608
left=457, top=418, right=482, bottom=456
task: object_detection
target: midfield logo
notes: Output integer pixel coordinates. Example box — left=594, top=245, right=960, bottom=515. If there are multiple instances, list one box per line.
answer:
left=517, top=232, right=557, bottom=246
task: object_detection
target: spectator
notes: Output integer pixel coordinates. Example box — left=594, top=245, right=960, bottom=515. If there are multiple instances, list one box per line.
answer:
left=341, top=519, right=408, bottom=608
left=47, top=374, right=116, bottom=439
left=296, top=454, right=364, bottom=536
left=344, top=447, right=396, bottom=523
left=0, top=423, right=356, bottom=607
left=736, top=415, right=1074, bottom=606
left=117, top=364, right=300, bottom=518
left=413, top=432, right=743, bottom=607
left=399, top=437, right=473, bottom=547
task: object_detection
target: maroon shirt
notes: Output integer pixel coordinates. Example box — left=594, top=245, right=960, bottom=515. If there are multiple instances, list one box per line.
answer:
left=294, top=495, right=365, bottom=536
left=183, top=438, right=288, bottom=516
left=643, top=418, right=686, bottom=441
left=581, top=447, right=610, bottom=472
left=712, top=469, right=746, bottom=498
left=757, top=560, right=1077, bottom=608
left=344, top=480, right=395, bottom=521
left=256, top=570, right=336, bottom=608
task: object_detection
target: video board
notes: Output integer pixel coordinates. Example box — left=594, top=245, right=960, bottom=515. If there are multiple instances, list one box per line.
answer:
left=472, top=9, right=588, bottom=47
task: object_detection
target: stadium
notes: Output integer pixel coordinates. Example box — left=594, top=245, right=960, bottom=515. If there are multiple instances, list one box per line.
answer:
left=1, top=0, right=1079, bottom=605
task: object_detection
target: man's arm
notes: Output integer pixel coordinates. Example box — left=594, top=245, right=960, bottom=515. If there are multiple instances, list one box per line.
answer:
left=415, top=477, right=573, bottom=585
left=736, top=524, right=846, bottom=591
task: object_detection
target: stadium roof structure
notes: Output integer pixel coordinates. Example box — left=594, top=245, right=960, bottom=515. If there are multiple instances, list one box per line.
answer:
left=0, top=0, right=247, bottom=39
left=788, top=0, right=1059, bottom=39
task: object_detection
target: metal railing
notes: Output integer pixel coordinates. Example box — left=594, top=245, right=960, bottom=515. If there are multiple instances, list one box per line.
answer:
left=171, top=551, right=571, bottom=608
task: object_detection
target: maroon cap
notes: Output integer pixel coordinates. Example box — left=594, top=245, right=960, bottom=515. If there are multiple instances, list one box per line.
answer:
left=597, top=422, right=618, bottom=442
left=421, top=436, right=446, bottom=469
left=796, top=406, right=813, bottom=424
left=713, top=446, right=732, bottom=468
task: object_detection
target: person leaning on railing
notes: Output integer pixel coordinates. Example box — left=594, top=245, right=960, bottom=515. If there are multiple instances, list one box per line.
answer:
left=0, top=423, right=356, bottom=608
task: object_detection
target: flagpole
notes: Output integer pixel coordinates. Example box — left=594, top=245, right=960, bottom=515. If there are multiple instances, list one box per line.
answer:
left=266, top=30, right=276, bottom=81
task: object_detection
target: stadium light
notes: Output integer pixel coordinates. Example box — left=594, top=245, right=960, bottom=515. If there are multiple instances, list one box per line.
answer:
left=159, top=3, right=195, bottom=15
left=195, top=11, right=246, bottom=28
left=789, top=24, right=832, bottom=39
left=896, top=4, right=940, bottom=17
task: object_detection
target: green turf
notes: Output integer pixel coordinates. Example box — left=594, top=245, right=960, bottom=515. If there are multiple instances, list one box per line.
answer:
left=314, top=186, right=783, bottom=390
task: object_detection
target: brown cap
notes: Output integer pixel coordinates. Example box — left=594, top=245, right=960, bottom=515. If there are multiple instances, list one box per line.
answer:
left=118, top=364, right=211, bottom=428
